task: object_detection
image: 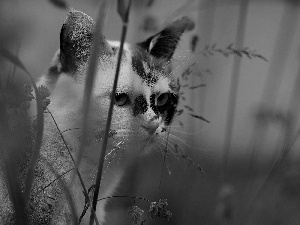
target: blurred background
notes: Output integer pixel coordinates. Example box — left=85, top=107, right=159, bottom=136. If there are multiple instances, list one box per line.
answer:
left=1, top=0, right=300, bottom=224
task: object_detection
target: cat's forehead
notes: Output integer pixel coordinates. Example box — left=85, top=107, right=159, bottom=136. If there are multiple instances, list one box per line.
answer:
left=94, top=41, right=171, bottom=96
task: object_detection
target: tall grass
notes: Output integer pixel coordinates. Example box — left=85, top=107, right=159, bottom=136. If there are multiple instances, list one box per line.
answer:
left=0, top=48, right=44, bottom=224
left=1, top=0, right=300, bottom=225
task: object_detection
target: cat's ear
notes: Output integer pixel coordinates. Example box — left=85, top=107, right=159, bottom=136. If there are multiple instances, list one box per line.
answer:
left=59, top=9, right=112, bottom=72
left=138, top=17, right=194, bottom=60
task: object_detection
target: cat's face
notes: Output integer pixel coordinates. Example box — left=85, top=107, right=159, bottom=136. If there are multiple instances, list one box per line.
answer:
left=86, top=41, right=179, bottom=153
left=47, top=9, right=194, bottom=157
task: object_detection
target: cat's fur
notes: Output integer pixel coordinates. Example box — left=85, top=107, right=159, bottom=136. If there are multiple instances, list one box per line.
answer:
left=29, top=9, right=194, bottom=224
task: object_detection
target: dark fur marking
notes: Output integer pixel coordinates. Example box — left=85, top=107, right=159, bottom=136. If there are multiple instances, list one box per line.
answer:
left=60, top=10, right=114, bottom=73
left=60, top=10, right=94, bottom=72
left=150, top=94, right=159, bottom=115
left=138, top=17, right=194, bottom=60
left=150, top=93, right=178, bottom=125
left=158, top=93, right=178, bottom=125
left=131, top=46, right=166, bottom=86
left=133, top=95, right=148, bottom=116
left=131, top=53, right=147, bottom=81
left=48, top=65, right=60, bottom=75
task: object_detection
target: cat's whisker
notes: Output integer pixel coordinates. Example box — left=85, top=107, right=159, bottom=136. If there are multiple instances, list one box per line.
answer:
left=138, top=134, right=156, bottom=153
left=156, top=139, right=167, bottom=155
left=169, top=127, right=197, bottom=136
left=163, top=136, right=191, bottom=158
left=160, top=136, right=186, bottom=156
left=156, top=139, right=173, bottom=176
left=111, top=129, right=132, bottom=137
left=105, top=140, right=123, bottom=159
left=158, top=138, right=187, bottom=172
left=116, top=146, right=126, bottom=164
left=103, top=148, right=118, bottom=176
left=170, top=122, right=199, bottom=128
left=171, top=122, right=198, bottom=128
left=158, top=138, right=177, bottom=156
left=102, top=139, right=128, bottom=177
left=168, top=130, right=195, bottom=143
left=166, top=56, right=194, bottom=77
left=159, top=135, right=176, bottom=150
left=168, top=133, right=191, bottom=146
left=104, top=148, right=116, bottom=160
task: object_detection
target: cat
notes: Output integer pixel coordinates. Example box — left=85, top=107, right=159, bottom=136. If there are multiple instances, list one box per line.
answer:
left=29, top=9, right=194, bottom=225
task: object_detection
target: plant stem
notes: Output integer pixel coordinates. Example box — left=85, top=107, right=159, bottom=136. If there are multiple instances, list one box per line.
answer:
left=0, top=48, right=44, bottom=206
left=97, top=195, right=151, bottom=203
left=75, top=0, right=108, bottom=174
left=89, top=1, right=132, bottom=224
left=221, top=0, right=249, bottom=183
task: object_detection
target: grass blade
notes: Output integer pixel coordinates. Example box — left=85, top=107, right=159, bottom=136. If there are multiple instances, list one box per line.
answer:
left=75, top=0, right=108, bottom=178
left=221, top=0, right=249, bottom=183
left=89, top=1, right=132, bottom=224
left=0, top=48, right=44, bottom=205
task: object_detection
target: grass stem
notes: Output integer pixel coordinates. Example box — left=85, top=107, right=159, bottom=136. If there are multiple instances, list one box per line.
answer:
left=221, top=0, right=249, bottom=183
left=89, top=1, right=132, bottom=224
left=75, top=0, right=108, bottom=176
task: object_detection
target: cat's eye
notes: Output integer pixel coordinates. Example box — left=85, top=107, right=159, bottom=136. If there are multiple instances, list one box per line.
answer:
left=114, top=93, right=129, bottom=106
left=157, top=93, right=169, bottom=107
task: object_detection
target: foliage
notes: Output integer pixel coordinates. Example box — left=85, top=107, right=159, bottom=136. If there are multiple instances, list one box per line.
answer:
left=201, top=43, right=268, bottom=61
left=128, top=205, right=144, bottom=224
left=149, top=198, right=172, bottom=221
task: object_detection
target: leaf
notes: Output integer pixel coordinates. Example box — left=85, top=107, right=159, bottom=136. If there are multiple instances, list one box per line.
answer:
left=189, top=84, right=206, bottom=90
left=227, top=43, right=234, bottom=49
left=180, top=84, right=189, bottom=88
left=190, top=113, right=210, bottom=123
left=181, top=67, right=191, bottom=80
left=0, top=48, right=30, bottom=75
left=190, top=35, right=198, bottom=52
left=48, top=0, right=68, bottom=9
left=175, top=109, right=184, bottom=116
left=253, top=53, right=268, bottom=62
left=233, top=49, right=243, bottom=57
left=178, top=121, right=183, bottom=127
left=38, top=85, right=51, bottom=110
left=184, top=105, right=194, bottom=112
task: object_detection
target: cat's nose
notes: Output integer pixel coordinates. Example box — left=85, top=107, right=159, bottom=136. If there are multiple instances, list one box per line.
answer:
left=141, top=123, right=159, bottom=135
